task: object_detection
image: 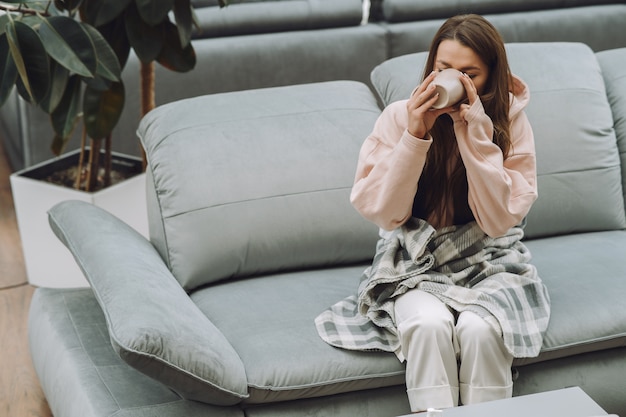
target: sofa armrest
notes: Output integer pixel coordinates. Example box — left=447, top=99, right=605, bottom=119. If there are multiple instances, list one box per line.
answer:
left=48, top=200, right=249, bottom=405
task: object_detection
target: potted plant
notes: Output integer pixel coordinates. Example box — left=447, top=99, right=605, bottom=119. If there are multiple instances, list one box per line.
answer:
left=0, top=0, right=228, bottom=287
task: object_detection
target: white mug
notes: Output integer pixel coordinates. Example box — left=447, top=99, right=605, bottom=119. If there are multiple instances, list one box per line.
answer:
left=430, top=68, right=466, bottom=109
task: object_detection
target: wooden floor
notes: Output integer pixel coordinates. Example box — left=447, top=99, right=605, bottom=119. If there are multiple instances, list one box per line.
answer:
left=0, top=140, right=53, bottom=417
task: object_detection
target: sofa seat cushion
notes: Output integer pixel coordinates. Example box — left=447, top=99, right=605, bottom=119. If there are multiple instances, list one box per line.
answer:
left=188, top=231, right=626, bottom=398
left=370, top=42, right=626, bottom=239
left=516, top=231, right=626, bottom=366
left=190, top=231, right=626, bottom=403
left=190, top=265, right=406, bottom=404
left=191, top=0, right=363, bottom=38
left=138, top=81, right=381, bottom=291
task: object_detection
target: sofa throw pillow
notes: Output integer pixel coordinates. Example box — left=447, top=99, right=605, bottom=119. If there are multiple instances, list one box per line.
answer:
left=138, top=81, right=382, bottom=290
left=370, top=42, right=626, bottom=239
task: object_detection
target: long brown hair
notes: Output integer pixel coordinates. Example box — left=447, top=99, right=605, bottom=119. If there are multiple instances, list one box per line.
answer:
left=413, top=14, right=513, bottom=226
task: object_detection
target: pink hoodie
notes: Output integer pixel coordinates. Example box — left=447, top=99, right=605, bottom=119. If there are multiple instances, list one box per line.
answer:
left=350, top=75, right=537, bottom=238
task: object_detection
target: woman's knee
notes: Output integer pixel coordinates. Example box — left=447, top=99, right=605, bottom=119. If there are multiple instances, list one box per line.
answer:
left=397, top=312, right=455, bottom=341
left=395, top=292, right=455, bottom=340
left=456, top=311, right=494, bottom=346
left=396, top=291, right=452, bottom=323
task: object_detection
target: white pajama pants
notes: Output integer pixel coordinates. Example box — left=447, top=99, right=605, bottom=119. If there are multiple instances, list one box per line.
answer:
left=393, top=290, right=514, bottom=413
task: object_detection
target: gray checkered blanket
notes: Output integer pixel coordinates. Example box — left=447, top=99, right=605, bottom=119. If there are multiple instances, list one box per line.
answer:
left=315, top=218, right=550, bottom=358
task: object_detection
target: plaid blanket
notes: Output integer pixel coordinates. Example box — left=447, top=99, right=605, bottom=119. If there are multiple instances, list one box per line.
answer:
left=315, top=218, right=550, bottom=358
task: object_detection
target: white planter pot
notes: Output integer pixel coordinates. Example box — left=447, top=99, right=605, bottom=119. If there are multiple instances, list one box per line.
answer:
left=10, top=150, right=148, bottom=288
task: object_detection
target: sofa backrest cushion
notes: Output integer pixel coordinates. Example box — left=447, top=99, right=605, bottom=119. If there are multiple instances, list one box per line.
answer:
left=370, top=42, right=626, bottom=239
left=191, top=0, right=363, bottom=38
left=597, top=48, right=626, bottom=214
left=379, top=0, right=625, bottom=23
left=138, top=81, right=381, bottom=291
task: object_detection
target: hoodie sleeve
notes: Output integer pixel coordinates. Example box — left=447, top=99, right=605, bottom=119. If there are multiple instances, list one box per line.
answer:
left=350, top=100, right=432, bottom=231
left=452, top=95, right=538, bottom=238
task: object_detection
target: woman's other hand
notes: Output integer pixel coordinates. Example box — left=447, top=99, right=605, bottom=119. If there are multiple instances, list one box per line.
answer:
left=457, top=72, right=479, bottom=121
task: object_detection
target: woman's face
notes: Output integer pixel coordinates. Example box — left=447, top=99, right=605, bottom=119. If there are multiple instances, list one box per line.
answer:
left=434, top=39, right=489, bottom=95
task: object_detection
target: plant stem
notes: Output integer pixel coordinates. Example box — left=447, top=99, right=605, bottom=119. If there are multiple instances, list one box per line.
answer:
left=140, top=61, right=155, bottom=171
left=86, top=138, right=101, bottom=192
left=75, top=125, right=88, bottom=190
left=104, top=134, right=112, bottom=188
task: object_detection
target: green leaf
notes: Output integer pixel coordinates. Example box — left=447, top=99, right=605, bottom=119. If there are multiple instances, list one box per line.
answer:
left=173, top=0, right=193, bottom=48
left=135, top=0, right=175, bottom=26
left=95, top=16, right=131, bottom=69
left=83, top=81, right=124, bottom=140
left=0, top=14, right=10, bottom=36
left=13, top=74, right=30, bottom=103
left=53, top=0, right=67, bottom=12
left=16, top=14, right=42, bottom=27
left=39, top=61, right=69, bottom=113
left=0, top=33, right=17, bottom=107
left=50, top=74, right=81, bottom=155
left=81, top=73, right=111, bottom=92
left=54, top=0, right=84, bottom=13
left=80, top=0, right=132, bottom=27
left=125, top=2, right=161, bottom=63
left=38, top=15, right=97, bottom=78
left=81, top=23, right=121, bottom=81
left=6, top=20, right=50, bottom=104
left=157, top=20, right=195, bottom=72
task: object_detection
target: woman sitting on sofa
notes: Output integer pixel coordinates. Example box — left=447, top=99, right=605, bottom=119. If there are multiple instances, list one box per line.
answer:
left=346, top=14, right=551, bottom=413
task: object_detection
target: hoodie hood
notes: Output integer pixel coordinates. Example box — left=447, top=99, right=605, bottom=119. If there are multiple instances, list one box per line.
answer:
left=509, top=74, right=530, bottom=118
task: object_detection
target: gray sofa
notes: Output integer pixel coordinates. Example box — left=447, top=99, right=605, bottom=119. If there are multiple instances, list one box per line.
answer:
left=31, top=41, right=626, bottom=417
left=2, top=0, right=626, bottom=170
